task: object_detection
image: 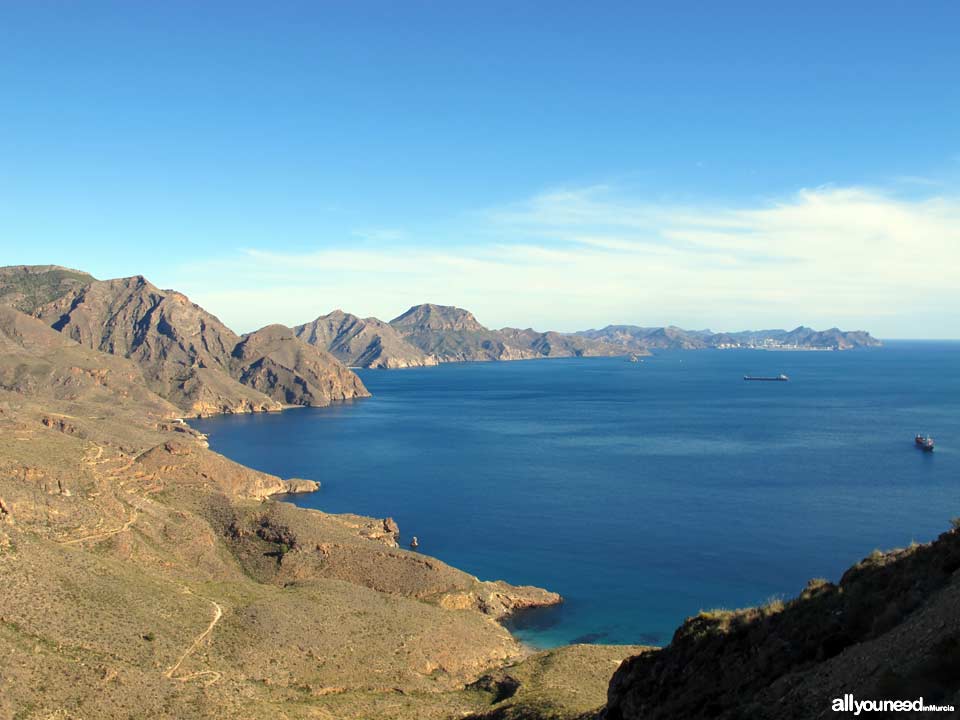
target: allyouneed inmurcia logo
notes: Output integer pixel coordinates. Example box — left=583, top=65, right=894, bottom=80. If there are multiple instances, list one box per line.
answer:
left=832, top=694, right=956, bottom=715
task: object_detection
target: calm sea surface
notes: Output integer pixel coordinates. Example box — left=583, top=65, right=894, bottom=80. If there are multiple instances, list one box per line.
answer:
left=193, top=342, right=959, bottom=648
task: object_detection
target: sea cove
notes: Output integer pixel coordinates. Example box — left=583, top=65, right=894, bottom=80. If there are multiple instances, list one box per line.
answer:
left=194, top=342, right=959, bottom=648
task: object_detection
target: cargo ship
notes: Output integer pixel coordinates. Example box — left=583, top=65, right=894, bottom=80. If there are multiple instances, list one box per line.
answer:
left=743, top=374, right=789, bottom=381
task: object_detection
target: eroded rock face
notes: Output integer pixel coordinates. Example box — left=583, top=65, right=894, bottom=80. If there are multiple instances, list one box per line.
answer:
left=294, top=310, right=439, bottom=369
left=282, top=478, right=320, bottom=494
left=33, top=276, right=368, bottom=416
left=438, top=581, right=563, bottom=620
left=231, top=324, right=370, bottom=407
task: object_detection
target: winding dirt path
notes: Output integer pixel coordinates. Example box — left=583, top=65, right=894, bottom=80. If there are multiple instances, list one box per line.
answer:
left=164, top=591, right=224, bottom=686
left=69, top=442, right=225, bottom=685
left=59, top=508, right=139, bottom=545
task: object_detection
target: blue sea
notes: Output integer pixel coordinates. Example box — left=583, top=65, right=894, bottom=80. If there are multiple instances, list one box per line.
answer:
left=194, top=342, right=959, bottom=648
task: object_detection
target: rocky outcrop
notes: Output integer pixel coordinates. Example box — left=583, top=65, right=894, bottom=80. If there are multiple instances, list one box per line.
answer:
left=294, top=310, right=439, bottom=368
left=231, top=324, right=370, bottom=406
left=437, top=580, right=563, bottom=620
left=600, top=527, right=960, bottom=719
left=282, top=478, right=320, bottom=494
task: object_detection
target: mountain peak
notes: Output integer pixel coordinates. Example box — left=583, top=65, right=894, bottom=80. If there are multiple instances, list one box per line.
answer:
left=389, top=303, right=485, bottom=332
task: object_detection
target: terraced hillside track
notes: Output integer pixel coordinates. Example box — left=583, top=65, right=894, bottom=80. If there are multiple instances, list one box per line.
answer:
left=58, top=443, right=142, bottom=545
left=70, top=442, right=226, bottom=686
left=58, top=507, right=139, bottom=546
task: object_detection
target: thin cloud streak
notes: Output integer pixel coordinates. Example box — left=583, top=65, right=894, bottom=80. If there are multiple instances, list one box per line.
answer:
left=174, top=185, right=960, bottom=338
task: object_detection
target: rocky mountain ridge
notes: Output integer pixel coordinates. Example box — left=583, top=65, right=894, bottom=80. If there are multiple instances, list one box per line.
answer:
left=18, top=273, right=369, bottom=416
left=297, top=304, right=880, bottom=370
left=293, top=309, right=439, bottom=369
left=297, top=303, right=636, bottom=368
left=578, top=324, right=882, bottom=351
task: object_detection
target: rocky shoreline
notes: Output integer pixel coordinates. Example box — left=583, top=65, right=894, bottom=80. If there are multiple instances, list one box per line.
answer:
left=0, top=264, right=951, bottom=720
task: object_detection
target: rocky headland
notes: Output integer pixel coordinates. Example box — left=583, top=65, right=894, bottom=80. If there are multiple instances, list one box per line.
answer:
left=0, top=264, right=943, bottom=720
left=295, top=304, right=879, bottom=370
left=0, top=300, right=579, bottom=719
left=297, top=303, right=637, bottom=368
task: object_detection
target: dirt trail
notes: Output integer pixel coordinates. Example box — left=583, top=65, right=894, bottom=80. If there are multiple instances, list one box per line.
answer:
left=164, top=590, right=223, bottom=686
left=59, top=508, right=139, bottom=545
left=69, top=442, right=225, bottom=685
left=59, top=444, right=139, bottom=545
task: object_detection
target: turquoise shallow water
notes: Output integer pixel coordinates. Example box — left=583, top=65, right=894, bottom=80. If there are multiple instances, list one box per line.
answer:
left=194, top=342, right=960, bottom=648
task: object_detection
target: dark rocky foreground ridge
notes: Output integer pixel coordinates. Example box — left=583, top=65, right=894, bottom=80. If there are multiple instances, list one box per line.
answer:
left=0, top=264, right=946, bottom=720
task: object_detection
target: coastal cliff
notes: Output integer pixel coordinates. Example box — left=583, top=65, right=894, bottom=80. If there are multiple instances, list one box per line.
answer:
left=0, top=304, right=570, bottom=720
left=294, top=309, right=440, bottom=369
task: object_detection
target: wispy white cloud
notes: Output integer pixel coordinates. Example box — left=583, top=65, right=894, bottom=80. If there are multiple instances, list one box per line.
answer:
left=174, top=185, right=960, bottom=338
left=350, top=227, right=408, bottom=242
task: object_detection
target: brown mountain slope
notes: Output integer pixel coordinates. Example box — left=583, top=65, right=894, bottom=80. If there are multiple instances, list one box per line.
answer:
left=0, top=305, right=179, bottom=430
left=0, top=319, right=568, bottom=719
left=232, top=324, right=370, bottom=406
left=293, top=309, right=439, bottom=368
left=391, top=303, right=487, bottom=332
left=390, top=304, right=627, bottom=364
left=33, top=275, right=270, bottom=415
left=33, top=274, right=368, bottom=415
left=0, top=264, right=95, bottom=314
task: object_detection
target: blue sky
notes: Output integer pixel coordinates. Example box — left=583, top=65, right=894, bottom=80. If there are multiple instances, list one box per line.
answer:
left=2, top=1, right=958, bottom=336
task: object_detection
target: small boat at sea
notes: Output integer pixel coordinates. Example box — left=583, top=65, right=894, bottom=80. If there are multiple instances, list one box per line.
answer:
left=410, top=536, right=419, bottom=549
left=915, top=434, right=935, bottom=452
left=743, top=374, right=789, bottom=381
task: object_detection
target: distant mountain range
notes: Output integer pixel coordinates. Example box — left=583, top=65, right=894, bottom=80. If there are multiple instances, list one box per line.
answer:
left=0, top=266, right=882, bottom=408
left=293, top=303, right=628, bottom=368
left=577, top=324, right=882, bottom=352
left=294, top=304, right=881, bottom=369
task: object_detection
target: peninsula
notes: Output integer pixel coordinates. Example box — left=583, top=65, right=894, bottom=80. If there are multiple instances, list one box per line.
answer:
left=294, top=303, right=880, bottom=370
left=0, top=264, right=950, bottom=720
